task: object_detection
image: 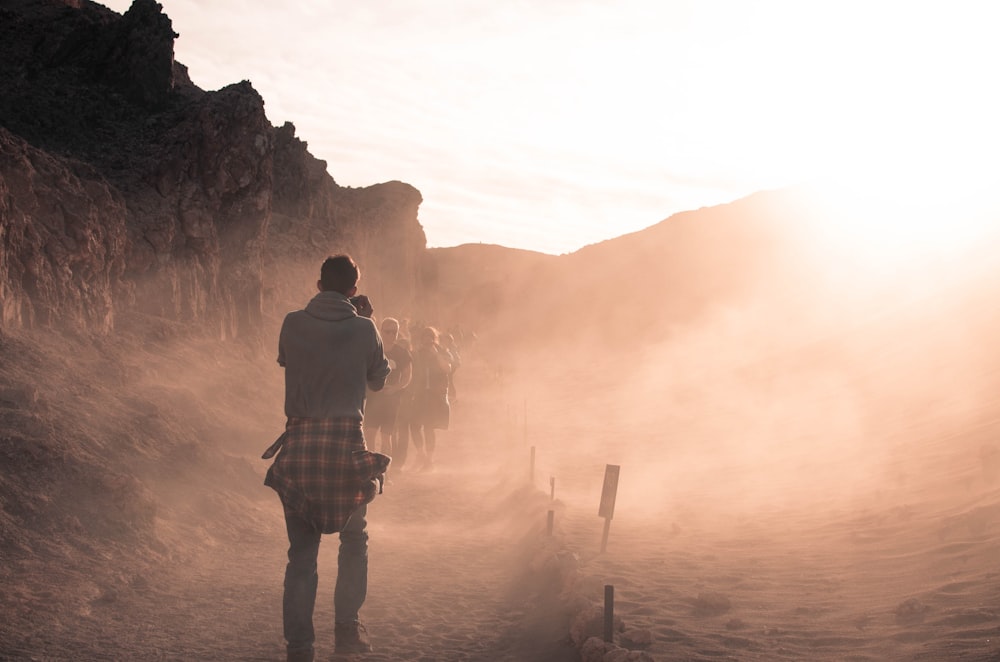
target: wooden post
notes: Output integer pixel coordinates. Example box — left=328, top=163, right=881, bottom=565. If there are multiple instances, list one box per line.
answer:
left=549, top=476, right=555, bottom=501
left=546, top=510, right=554, bottom=536
left=598, top=464, right=620, bottom=553
left=600, top=517, right=612, bottom=554
left=604, top=584, right=615, bottom=642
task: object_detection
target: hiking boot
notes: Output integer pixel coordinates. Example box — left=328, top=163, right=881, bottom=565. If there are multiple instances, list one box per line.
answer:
left=335, top=621, right=372, bottom=654
left=286, top=647, right=314, bottom=662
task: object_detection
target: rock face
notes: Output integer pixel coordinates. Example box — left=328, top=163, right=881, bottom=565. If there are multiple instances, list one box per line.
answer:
left=268, top=122, right=426, bottom=321
left=0, top=128, right=127, bottom=332
left=119, top=79, right=275, bottom=340
left=0, top=0, right=427, bottom=338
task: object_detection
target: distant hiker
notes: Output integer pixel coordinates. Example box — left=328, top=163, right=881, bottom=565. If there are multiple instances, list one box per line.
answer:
left=263, top=254, right=390, bottom=661
left=441, top=331, right=462, bottom=403
left=398, top=317, right=412, bottom=345
left=407, top=325, right=453, bottom=471
left=393, top=332, right=417, bottom=470
left=364, top=317, right=413, bottom=462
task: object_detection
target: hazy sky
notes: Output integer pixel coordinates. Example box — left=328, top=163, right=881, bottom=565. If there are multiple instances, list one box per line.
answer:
left=102, top=0, right=999, bottom=255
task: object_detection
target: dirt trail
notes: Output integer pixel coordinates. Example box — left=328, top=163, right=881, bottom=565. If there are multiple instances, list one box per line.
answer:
left=2, top=360, right=571, bottom=662
left=9, top=327, right=999, bottom=662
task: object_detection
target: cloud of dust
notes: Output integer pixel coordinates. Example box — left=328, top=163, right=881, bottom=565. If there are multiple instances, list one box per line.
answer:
left=497, top=262, right=1000, bottom=534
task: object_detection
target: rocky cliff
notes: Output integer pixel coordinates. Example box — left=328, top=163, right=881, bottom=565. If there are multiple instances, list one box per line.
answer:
left=0, top=0, right=427, bottom=340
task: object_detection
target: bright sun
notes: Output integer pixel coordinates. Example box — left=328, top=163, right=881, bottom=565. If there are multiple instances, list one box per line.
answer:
left=803, top=173, right=996, bottom=279
left=725, top=3, right=1000, bottom=273
left=796, top=98, right=998, bottom=272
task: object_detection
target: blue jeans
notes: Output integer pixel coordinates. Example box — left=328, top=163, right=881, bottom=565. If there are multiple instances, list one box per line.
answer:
left=282, top=504, right=368, bottom=652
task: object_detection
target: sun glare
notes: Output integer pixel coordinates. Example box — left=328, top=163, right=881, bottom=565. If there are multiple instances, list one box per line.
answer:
left=806, top=177, right=995, bottom=275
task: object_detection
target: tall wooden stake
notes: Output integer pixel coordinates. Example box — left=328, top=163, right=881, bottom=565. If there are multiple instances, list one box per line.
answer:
left=600, top=517, right=612, bottom=554
left=598, top=464, right=620, bottom=553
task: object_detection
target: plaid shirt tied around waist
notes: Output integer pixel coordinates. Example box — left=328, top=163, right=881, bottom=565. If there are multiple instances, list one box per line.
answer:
left=263, top=417, right=391, bottom=534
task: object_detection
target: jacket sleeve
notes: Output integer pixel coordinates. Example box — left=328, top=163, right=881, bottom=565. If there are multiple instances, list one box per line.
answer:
left=277, top=315, right=289, bottom=367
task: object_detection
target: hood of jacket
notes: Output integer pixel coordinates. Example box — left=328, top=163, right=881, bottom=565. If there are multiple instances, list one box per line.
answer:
left=304, top=291, right=357, bottom=322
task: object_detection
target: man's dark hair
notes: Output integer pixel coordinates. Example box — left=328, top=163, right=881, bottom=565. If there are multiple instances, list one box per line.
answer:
left=320, top=255, right=360, bottom=294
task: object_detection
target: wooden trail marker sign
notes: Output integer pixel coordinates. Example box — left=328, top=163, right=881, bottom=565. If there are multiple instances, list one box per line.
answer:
left=598, top=464, right=620, bottom=553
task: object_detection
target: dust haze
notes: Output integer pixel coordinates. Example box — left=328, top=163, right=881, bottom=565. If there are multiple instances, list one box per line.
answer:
left=4, top=193, right=1000, bottom=659
left=509, top=295, right=995, bottom=525
left=452, top=197, right=1000, bottom=541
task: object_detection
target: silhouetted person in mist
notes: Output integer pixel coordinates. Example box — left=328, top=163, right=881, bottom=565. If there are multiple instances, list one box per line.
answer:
left=393, top=332, right=416, bottom=469
left=398, top=317, right=412, bottom=345
left=262, top=255, right=390, bottom=660
left=407, top=325, right=453, bottom=471
left=441, top=331, right=461, bottom=403
left=364, top=317, right=412, bottom=461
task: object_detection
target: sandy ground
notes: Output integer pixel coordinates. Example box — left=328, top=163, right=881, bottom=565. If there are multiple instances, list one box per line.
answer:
left=1, top=349, right=577, bottom=662
left=3, top=328, right=1000, bottom=661
left=520, top=350, right=1000, bottom=662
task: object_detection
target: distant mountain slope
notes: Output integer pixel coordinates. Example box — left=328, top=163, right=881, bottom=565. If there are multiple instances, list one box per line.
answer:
left=428, top=189, right=822, bottom=347
left=428, top=186, right=1000, bottom=375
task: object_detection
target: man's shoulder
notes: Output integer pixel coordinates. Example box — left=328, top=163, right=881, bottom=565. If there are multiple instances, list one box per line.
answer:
left=353, top=315, right=381, bottom=335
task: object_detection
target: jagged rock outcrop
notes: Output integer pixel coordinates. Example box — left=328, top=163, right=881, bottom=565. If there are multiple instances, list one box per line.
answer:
left=0, top=0, right=427, bottom=338
left=119, top=80, right=274, bottom=340
left=269, top=123, right=426, bottom=320
left=100, top=0, right=180, bottom=108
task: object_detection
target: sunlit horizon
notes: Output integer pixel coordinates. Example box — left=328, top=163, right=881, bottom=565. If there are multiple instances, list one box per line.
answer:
left=101, top=0, right=1000, bottom=255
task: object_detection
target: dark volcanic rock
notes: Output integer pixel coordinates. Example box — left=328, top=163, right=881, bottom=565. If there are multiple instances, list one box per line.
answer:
left=119, top=80, right=274, bottom=340
left=0, top=0, right=427, bottom=337
left=101, top=0, right=179, bottom=108
left=268, top=122, right=426, bottom=317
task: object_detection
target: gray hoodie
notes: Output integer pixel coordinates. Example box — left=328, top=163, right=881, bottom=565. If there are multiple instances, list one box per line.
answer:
left=278, top=291, right=390, bottom=420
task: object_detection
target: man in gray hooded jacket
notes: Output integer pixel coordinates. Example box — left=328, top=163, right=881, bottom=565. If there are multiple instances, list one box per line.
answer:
left=270, top=254, right=390, bottom=661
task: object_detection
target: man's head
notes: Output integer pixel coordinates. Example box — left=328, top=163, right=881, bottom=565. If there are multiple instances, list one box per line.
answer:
left=380, top=317, right=399, bottom=346
left=318, top=255, right=360, bottom=296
